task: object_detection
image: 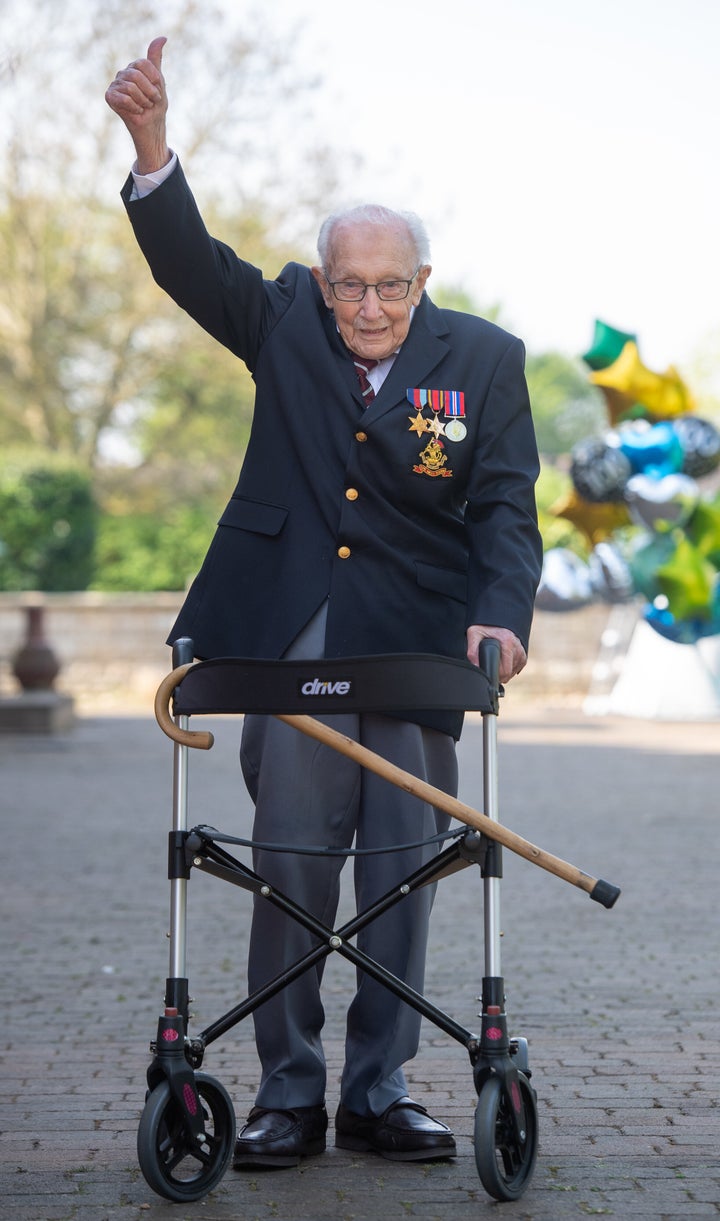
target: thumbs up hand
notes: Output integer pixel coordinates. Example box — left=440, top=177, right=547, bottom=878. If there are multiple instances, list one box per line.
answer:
left=105, top=37, right=170, bottom=173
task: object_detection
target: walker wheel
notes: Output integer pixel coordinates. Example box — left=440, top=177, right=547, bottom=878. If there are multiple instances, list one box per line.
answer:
left=137, top=1071, right=236, bottom=1202
left=474, top=1072, right=538, bottom=1201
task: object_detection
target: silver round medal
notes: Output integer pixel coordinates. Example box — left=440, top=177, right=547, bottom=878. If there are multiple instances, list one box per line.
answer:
left=444, top=418, right=467, bottom=442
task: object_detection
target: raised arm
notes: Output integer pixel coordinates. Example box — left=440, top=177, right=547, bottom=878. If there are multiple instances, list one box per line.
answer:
left=105, top=36, right=170, bottom=174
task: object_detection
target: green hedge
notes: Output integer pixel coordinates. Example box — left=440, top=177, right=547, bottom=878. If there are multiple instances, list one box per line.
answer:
left=91, top=507, right=215, bottom=591
left=0, top=454, right=98, bottom=590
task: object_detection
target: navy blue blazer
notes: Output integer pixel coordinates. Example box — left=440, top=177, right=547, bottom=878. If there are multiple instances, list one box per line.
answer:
left=123, top=164, right=542, bottom=735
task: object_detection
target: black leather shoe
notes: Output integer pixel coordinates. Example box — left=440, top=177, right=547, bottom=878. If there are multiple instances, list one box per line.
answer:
left=335, top=1100, right=456, bottom=1162
left=233, top=1104, right=328, bottom=1169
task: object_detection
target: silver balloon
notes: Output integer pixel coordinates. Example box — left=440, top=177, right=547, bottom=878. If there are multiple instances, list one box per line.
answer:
left=570, top=435, right=632, bottom=502
left=588, top=541, right=634, bottom=603
left=624, top=472, right=699, bottom=533
left=535, top=548, right=594, bottom=611
left=673, top=415, right=720, bottom=478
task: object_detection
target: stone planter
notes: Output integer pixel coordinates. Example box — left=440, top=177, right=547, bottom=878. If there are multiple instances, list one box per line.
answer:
left=11, top=604, right=61, bottom=691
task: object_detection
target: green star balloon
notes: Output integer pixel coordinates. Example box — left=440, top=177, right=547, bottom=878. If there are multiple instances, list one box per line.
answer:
left=685, top=497, right=720, bottom=567
left=628, top=532, right=677, bottom=600
left=582, top=320, right=638, bottom=371
left=656, top=536, right=715, bottom=620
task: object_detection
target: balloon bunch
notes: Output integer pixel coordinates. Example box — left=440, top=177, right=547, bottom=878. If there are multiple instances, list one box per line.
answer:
left=537, top=320, right=720, bottom=644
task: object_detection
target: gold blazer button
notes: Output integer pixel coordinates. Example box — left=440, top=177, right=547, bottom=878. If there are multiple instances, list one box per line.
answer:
left=337, top=546, right=351, bottom=559
left=345, top=488, right=359, bottom=501
left=355, top=431, right=368, bottom=442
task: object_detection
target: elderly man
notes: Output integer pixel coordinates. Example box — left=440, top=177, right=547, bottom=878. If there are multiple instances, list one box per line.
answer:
left=107, top=38, right=542, bottom=1170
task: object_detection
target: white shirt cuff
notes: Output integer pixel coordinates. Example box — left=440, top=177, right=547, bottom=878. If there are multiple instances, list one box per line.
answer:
left=129, top=151, right=178, bottom=200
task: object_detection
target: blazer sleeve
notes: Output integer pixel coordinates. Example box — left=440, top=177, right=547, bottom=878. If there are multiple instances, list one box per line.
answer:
left=464, top=337, right=543, bottom=650
left=121, top=160, right=292, bottom=371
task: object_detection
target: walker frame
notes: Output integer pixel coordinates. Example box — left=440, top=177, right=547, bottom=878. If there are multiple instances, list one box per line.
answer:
left=138, top=637, right=619, bottom=1203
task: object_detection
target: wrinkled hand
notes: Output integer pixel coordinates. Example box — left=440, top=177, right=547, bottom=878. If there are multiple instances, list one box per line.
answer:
left=466, top=625, right=527, bottom=684
left=105, top=37, right=170, bottom=172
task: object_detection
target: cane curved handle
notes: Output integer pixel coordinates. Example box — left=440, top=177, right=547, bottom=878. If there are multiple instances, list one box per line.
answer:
left=154, top=665, right=214, bottom=750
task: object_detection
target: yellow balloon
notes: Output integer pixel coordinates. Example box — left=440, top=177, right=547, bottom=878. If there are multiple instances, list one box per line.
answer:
left=590, top=341, right=694, bottom=419
left=551, top=489, right=631, bottom=546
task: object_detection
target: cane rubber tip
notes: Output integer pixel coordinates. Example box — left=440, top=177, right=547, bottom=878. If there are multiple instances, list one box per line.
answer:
left=590, top=878, right=621, bottom=909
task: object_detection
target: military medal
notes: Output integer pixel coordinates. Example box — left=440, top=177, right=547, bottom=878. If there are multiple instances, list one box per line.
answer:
left=444, top=390, right=465, bottom=417
left=408, top=411, right=429, bottom=436
left=442, top=390, right=466, bottom=442
left=406, top=388, right=464, bottom=470
left=444, top=418, right=466, bottom=442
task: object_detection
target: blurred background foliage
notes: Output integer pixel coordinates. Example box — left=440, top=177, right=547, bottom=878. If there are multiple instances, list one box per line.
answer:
left=0, top=452, right=98, bottom=590
left=0, top=0, right=716, bottom=592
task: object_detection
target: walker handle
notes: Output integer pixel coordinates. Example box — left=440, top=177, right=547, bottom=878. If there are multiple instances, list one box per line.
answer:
left=478, top=637, right=501, bottom=692
left=172, top=636, right=195, bottom=668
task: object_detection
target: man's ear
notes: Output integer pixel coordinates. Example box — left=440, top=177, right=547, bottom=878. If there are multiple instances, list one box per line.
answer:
left=412, top=264, right=432, bottom=305
left=311, top=265, right=333, bottom=309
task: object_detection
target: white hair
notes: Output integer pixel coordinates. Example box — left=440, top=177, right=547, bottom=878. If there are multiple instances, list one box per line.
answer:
left=317, top=204, right=431, bottom=271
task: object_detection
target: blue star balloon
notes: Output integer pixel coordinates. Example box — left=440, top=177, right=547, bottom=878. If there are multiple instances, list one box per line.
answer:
left=617, top=420, right=684, bottom=477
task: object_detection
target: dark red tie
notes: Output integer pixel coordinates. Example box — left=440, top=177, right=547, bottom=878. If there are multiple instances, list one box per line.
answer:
left=352, top=355, right=379, bottom=405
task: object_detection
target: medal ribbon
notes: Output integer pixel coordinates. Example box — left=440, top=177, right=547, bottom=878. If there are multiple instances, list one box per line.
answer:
left=444, top=390, right=465, bottom=418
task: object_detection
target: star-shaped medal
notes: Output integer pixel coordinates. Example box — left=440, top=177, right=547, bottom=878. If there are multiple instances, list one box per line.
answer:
left=426, top=415, right=446, bottom=439
left=408, top=412, right=430, bottom=436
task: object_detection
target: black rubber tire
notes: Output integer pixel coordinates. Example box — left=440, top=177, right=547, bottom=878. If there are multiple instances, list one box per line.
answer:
left=474, top=1072, right=538, bottom=1201
left=137, top=1072, right=236, bottom=1202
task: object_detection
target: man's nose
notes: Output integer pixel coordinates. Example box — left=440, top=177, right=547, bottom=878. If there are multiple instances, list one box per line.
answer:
left=359, top=286, right=384, bottom=317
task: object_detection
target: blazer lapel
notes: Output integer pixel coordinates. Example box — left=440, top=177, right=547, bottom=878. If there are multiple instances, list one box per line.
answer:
left=319, top=304, right=368, bottom=408
left=365, top=295, right=450, bottom=423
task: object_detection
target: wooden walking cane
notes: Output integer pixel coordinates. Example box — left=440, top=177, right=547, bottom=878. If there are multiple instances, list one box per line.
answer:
left=154, top=668, right=620, bottom=909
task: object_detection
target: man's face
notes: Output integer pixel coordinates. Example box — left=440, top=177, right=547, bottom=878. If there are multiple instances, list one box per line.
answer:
left=312, top=220, right=431, bottom=361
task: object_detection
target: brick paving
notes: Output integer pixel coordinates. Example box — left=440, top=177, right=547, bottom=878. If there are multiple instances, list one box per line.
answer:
left=1, top=699, right=718, bottom=1220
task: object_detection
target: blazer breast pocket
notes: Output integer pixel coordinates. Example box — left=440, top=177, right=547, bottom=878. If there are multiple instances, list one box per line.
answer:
left=415, top=560, right=468, bottom=605
left=218, top=496, right=289, bottom=536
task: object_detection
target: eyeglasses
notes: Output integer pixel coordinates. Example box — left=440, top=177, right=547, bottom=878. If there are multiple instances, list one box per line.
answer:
left=324, top=271, right=419, bottom=302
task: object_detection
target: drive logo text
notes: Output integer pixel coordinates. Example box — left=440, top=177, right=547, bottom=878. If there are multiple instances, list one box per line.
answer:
left=298, top=677, right=354, bottom=697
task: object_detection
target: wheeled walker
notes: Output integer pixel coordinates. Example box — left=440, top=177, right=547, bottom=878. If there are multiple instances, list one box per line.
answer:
left=139, top=638, right=619, bottom=1203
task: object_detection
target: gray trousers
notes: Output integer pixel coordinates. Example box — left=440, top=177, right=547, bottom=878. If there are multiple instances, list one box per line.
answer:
left=240, top=605, right=457, bottom=1117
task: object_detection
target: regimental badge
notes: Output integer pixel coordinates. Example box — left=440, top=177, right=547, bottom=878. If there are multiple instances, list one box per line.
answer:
left=413, top=438, right=453, bottom=478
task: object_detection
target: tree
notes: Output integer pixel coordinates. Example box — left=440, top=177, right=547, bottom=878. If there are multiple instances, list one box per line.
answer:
left=431, top=284, right=504, bottom=322
left=0, top=0, right=335, bottom=481
left=0, top=452, right=98, bottom=591
left=524, top=350, right=606, bottom=458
